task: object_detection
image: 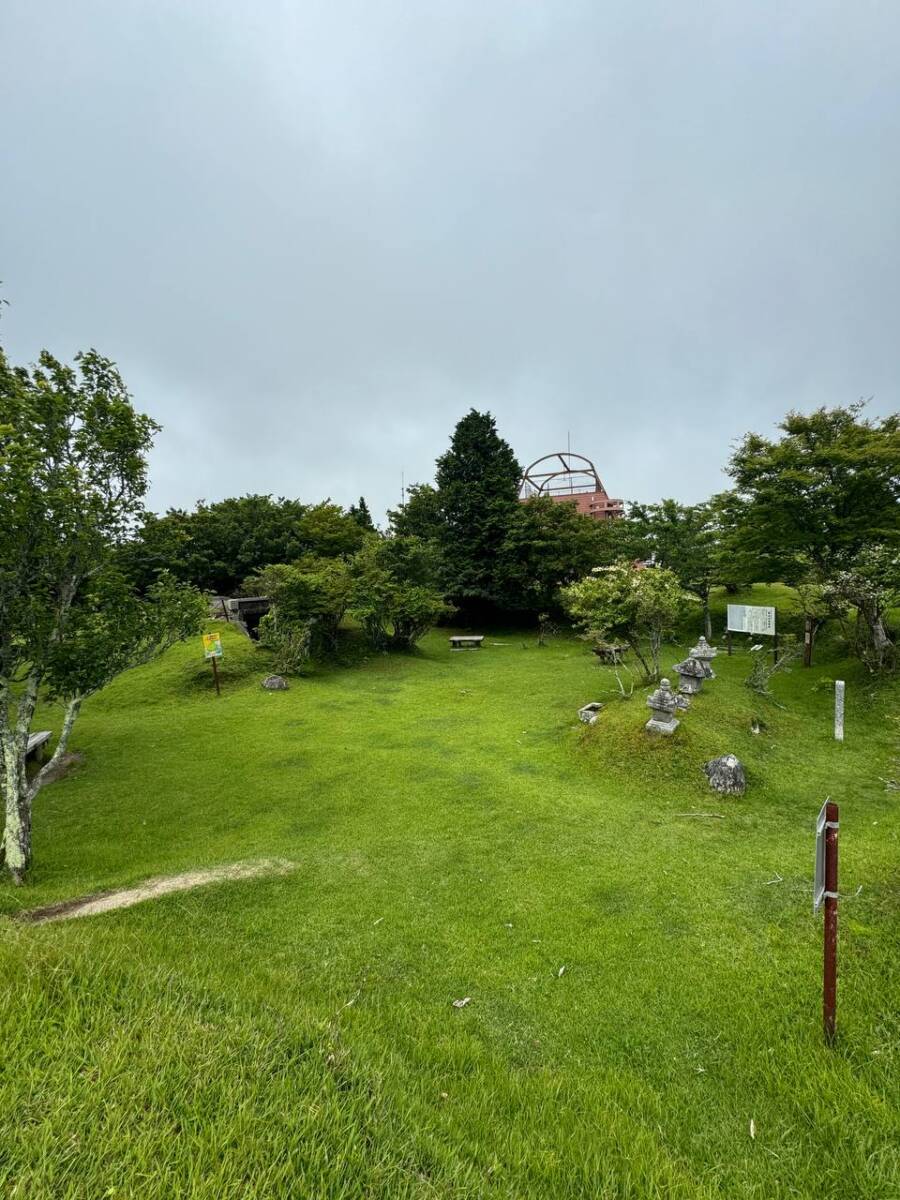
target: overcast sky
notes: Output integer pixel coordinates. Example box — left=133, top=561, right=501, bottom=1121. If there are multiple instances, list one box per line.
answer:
left=3, top=1, right=899, bottom=522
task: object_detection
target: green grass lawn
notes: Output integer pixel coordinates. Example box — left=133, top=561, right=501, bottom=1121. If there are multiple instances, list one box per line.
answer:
left=1, top=587, right=898, bottom=1198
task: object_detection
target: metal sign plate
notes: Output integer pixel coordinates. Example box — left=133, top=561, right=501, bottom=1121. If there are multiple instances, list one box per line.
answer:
left=813, top=800, right=828, bottom=913
left=202, top=632, right=224, bottom=660
left=727, top=604, right=776, bottom=636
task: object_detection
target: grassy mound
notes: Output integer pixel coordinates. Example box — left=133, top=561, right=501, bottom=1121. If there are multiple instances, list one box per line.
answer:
left=0, top=588, right=897, bottom=1198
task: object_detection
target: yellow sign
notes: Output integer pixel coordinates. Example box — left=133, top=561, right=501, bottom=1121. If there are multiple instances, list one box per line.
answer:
left=202, top=632, right=223, bottom=660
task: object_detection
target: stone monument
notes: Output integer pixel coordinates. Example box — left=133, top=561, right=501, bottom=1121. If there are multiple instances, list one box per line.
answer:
left=578, top=702, right=604, bottom=725
left=689, top=635, right=718, bottom=678
left=703, top=754, right=746, bottom=795
left=645, top=678, right=679, bottom=735
left=672, top=656, right=705, bottom=698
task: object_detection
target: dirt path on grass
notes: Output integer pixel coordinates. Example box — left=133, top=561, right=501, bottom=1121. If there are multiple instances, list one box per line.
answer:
left=17, top=858, right=297, bottom=924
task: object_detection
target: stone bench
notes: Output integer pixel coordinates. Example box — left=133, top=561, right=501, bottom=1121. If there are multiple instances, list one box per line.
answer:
left=26, top=731, right=52, bottom=762
left=449, top=635, right=484, bottom=650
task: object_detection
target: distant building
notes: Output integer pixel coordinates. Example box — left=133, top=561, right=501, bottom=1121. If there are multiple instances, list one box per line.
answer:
left=518, top=452, right=624, bottom=520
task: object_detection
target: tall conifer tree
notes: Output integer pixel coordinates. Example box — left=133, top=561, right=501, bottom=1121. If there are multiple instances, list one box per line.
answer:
left=434, top=410, right=521, bottom=607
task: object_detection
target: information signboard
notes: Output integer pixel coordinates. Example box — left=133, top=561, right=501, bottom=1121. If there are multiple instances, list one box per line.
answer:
left=813, top=800, right=828, bottom=913
left=727, top=604, right=776, bottom=636
left=202, top=632, right=223, bottom=660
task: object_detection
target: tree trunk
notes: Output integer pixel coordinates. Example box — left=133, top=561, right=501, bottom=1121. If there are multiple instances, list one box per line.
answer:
left=703, top=599, right=712, bottom=640
left=629, top=639, right=654, bottom=682
left=0, top=692, right=81, bottom=884
left=1, top=731, right=30, bottom=884
left=28, top=696, right=82, bottom=802
left=649, top=632, right=662, bottom=681
left=869, top=612, right=893, bottom=671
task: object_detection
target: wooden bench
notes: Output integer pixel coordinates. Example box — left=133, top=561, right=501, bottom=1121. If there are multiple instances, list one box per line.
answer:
left=449, top=635, right=484, bottom=650
left=26, top=731, right=52, bottom=763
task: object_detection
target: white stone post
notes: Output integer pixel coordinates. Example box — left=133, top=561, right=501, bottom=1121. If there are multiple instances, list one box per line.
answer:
left=834, top=680, right=845, bottom=742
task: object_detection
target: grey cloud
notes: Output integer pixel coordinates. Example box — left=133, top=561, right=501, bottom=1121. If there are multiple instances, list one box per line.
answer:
left=2, top=0, right=898, bottom=522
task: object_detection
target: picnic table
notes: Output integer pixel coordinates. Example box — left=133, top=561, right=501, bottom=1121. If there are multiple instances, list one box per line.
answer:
left=449, top=635, right=484, bottom=650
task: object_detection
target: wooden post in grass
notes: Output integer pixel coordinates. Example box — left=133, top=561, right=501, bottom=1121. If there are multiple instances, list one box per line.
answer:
left=202, top=632, right=223, bottom=697
left=803, top=616, right=813, bottom=667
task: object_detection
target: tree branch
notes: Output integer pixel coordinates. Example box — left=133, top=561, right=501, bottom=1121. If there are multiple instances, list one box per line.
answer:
left=27, top=695, right=82, bottom=802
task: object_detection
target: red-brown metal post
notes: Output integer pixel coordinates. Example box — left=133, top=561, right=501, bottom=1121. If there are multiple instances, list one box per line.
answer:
left=823, top=800, right=839, bottom=1043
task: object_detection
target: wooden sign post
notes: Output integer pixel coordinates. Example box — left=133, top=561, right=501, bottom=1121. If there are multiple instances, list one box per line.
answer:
left=814, top=800, right=839, bottom=1043
left=202, top=632, right=224, bottom=696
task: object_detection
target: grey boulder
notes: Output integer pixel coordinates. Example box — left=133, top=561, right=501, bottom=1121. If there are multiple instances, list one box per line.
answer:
left=703, top=754, right=746, bottom=795
left=262, top=675, right=289, bottom=690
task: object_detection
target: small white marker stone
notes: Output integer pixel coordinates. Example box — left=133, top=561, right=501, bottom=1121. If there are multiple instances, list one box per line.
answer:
left=834, top=680, right=845, bottom=742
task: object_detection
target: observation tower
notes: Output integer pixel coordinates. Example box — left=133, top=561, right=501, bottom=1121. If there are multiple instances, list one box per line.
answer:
left=518, top=451, right=624, bottom=520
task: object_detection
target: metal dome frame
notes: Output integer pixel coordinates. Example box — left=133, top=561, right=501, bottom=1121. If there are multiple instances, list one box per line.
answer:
left=518, top=451, right=608, bottom=499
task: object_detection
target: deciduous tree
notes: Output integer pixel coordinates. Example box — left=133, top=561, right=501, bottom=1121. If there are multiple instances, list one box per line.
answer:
left=628, top=500, right=720, bottom=636
left=727, top=405, right=900, bottom=581
left=822, top=544, right=898, bottom=672
left=252, top=557, right=353, bottom=669
left=561, top=562, right=694, bottom=681
left=122, top=495, right=308, bottom=594
left=350, top=536, right=453, bottom=650
left=0, top=347, right=204, bottom=882
left=494, top=496, right=618, bottom=614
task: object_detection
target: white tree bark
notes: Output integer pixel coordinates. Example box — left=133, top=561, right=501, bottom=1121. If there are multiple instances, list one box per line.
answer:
left=1, top=724, right=30, bottom=884
left=28, top=696, right=81, bottom=801
left=0, top=670, right=81, bottom=883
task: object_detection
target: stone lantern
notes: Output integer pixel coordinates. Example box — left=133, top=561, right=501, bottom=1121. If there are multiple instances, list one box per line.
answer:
left=672, top=656, right=705, bottom=698
left=645, top=678, right=679, bottom=735
left=689, top=635, right=718, bottom=679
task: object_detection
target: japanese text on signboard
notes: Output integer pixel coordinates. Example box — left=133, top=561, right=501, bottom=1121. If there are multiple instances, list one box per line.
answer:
left=727, top=604, right=776, bottom=636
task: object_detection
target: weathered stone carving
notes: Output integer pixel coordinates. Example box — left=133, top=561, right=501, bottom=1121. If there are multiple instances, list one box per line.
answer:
left=578, top=702, right=604, bottom=725
left=703, top=754, right=746, bottom=795
left=672, top=656, right=705, bottom=696
left=689, top=635, right=718, bottom=678
left=645, top=678, right=679, bottom=735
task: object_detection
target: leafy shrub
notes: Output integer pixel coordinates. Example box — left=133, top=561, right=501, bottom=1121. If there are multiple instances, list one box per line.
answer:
left=350, top=536, right=454, bottom=650
left=562, top=561, right=694, bottom=681
left=248, top=558, right=352, bottom=671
